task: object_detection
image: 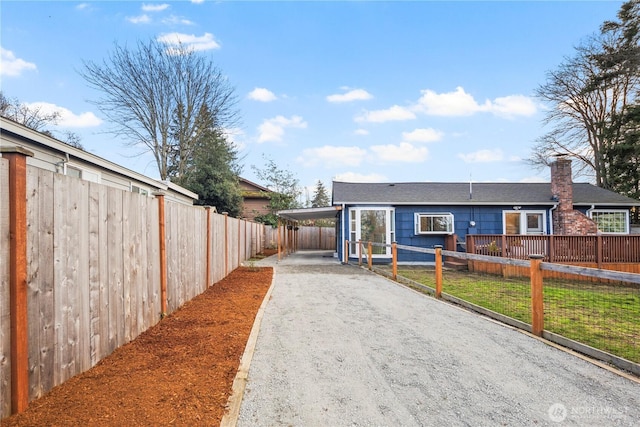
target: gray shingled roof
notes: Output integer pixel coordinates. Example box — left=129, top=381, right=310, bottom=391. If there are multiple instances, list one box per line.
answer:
left=332, top=181, right=640, bottom=206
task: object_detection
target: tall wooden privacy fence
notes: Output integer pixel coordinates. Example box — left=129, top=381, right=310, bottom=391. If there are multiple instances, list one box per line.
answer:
left=0, top=153, right=264, bottom=418
left=264, top=225, right=336, bottom=250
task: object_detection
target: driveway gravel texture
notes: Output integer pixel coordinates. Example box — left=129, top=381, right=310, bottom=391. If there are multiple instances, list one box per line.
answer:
left=238, top=251, right=639, bottom=427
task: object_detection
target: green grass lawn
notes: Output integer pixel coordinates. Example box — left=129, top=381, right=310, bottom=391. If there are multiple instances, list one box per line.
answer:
left=395, top=267, right=640, bottom=364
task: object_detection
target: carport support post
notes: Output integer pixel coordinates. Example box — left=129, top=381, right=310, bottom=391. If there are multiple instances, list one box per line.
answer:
left=392, top=242, right=398, bottom=280
left=277, top=219, right=282, bottom=261
left=368, top=242, right=373, bottom=270
left=358, top=240, right=362, bottom=266
left=434, top=245, right=443, bottom=298
left=3, top=147, right=33, bottom=414
left=529, top=254, right=545, bottom=336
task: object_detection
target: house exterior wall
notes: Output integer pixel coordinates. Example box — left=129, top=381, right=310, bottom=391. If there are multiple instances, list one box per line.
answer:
left=338, top=204, right=556, bottom=263
left=242, top=197, right=271, bottom=220
left=1, top=118, right=197, bottom=205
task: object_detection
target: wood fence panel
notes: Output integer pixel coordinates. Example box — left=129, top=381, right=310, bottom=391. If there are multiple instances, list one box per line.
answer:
left=146, top=196, right=160, bottom=327
left=107, top=187, right=124, bottom=356
left=77, top=180, right=91, bottom=377
left=134, top=194, right=147, bottom=338
left=211, top=213, right=226, bottom=284
left=1, top=159, right=11, bottom=418
left=88, top=182, right=107, bottom=366
left=122, top=192, right=133, bottom=344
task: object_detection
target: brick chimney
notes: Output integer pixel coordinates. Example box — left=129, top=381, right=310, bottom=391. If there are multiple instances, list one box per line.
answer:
left=550, top=156, right=598, bottom=235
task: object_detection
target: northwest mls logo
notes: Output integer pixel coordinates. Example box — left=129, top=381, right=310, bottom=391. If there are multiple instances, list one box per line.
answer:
left=548, top=403, right=568, bottom=423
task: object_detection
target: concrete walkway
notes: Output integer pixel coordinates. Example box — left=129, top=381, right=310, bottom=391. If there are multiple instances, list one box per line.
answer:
left=237, top=250, right=639, bottom=426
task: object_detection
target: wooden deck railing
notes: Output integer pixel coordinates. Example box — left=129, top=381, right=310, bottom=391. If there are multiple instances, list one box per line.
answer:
left=467, top=234, right=640, bottom=264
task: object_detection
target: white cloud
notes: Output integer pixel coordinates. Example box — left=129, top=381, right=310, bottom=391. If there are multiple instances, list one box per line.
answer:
left=157, top=32, right=221, bottom=52
left=354, top=129, right=369, bottom=136
left=142, top=3, right=170, bottom=12
left=127, top=14, right=151, bottom=24
left=1, top=47, right=37, bottom=77
left=76, top=3, right=89, bottom=10
left=162, top=15, right=195, bottom=26
left=333, top=172, right=387, bottom=183
left=355, top=105, right=416, bottom=123
left=297, top=146, right=367, bottom=168
left=416, top=86, right=537, bottom=118
left=416, top=86, right=483, bottom=116
left=401, top=128, right=443, bottom=143
left=370, top=142, right=429, bottom=163
left=488, top=95, right=537, bottom=118
left=326, top=88, right=373, bottom=103
left=257, top=115, right=307, bottom=143
left=26, top=102, right=102, bottom=128
left=248, top=88, right=277, bottom=102
left=458, top=148, right=504, bottom=163
left=191, top=0, right=205, bottom=3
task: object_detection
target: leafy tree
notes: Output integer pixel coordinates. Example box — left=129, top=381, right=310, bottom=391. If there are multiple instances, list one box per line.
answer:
left=171, top=106, right=243, bottom=216
left=251, top=156, right=301, bottom=226
left=531, top=1, right=640, bottom=188
left=311, top=180, right=330, bottom=208
left=80, top=38, right=238, bottom=180
left=0, top=91, right=83, bottom=148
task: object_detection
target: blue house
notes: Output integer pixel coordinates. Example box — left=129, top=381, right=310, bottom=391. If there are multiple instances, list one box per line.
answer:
left=332, top=158, right=639, bottom=263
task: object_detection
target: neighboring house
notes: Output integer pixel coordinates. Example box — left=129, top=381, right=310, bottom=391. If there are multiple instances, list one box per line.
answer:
left=332, top=157, right=640, bottom=262
left=0, top=117, right=197, bottom=205
left=239, top=177, right=272, bottom=220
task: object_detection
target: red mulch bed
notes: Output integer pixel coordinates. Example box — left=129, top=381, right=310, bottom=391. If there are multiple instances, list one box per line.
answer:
left=2, top=264, right=274, bottom=426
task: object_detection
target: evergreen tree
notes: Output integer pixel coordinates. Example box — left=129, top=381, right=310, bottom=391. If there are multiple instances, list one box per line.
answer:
left=311, top=180, right=330, bottom=208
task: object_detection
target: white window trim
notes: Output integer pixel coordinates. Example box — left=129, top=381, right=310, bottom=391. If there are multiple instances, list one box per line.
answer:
left=588, top=209, right=629, bottom=234
left=64, top=163, right=101, bottom=183
left=348, top=207, right=395, bottom=258
left=502, top=210, right=547, bottom=235
left=131, top=184, right=151, bottom=196
left=414, top=212, right=455, bottom=235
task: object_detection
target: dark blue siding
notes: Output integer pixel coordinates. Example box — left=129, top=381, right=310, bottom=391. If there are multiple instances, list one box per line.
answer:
left=338, top=204, right=557, bottom=263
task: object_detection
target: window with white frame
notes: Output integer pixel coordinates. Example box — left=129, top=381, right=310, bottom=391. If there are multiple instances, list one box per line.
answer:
left=65, top=164, right=101, bottom=183
left=348, top=207, right=395, bottom=257
left=589, top=210, right=629, bottom=234
left=503, top=210, right=546, bottom=235
left=415, top=213, right=454, bottom=235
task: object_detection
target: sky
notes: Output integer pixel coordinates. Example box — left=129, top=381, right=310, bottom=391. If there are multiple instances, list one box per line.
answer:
left=0, top=0, right=626, bottom=200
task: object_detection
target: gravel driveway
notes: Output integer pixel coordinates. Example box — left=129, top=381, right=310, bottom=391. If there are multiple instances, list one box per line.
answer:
left=238, top=250, right=639, bottom=426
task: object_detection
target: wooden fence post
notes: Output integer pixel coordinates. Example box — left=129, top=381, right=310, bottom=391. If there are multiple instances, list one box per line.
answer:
left=530, top=254, right=544, bottom=336
left=205, top=207, right=211, bottom=287
left=434, top=245, right=443, bottom=298
left=596, top=235, right=603, bottom=269
left=344, top=240, right=349, bottom=264
left=392, top=242, right=398, bottom=280
left=277, top=220, right=282, bottom=261
left=358, top=240, right=362, bottom=266
left=155, top=193, right=168, bottom=317
left=2, top=147, right=33, bottom=414
left=368, top=242, right=373, bottom=270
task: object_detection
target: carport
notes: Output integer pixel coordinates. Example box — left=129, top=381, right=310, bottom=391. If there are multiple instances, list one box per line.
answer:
left=275, top=206, right=342, bottom=260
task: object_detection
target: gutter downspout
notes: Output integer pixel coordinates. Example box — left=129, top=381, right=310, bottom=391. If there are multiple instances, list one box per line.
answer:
left=549, top=203, right=558, bottom=235
left=341, top=203, right=346, bottom=261
left=586, top=204, right=596, bottom=219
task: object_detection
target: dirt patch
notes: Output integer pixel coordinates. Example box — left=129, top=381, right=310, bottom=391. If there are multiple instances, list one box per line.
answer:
left=2, top=266, right=273, bottom=426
